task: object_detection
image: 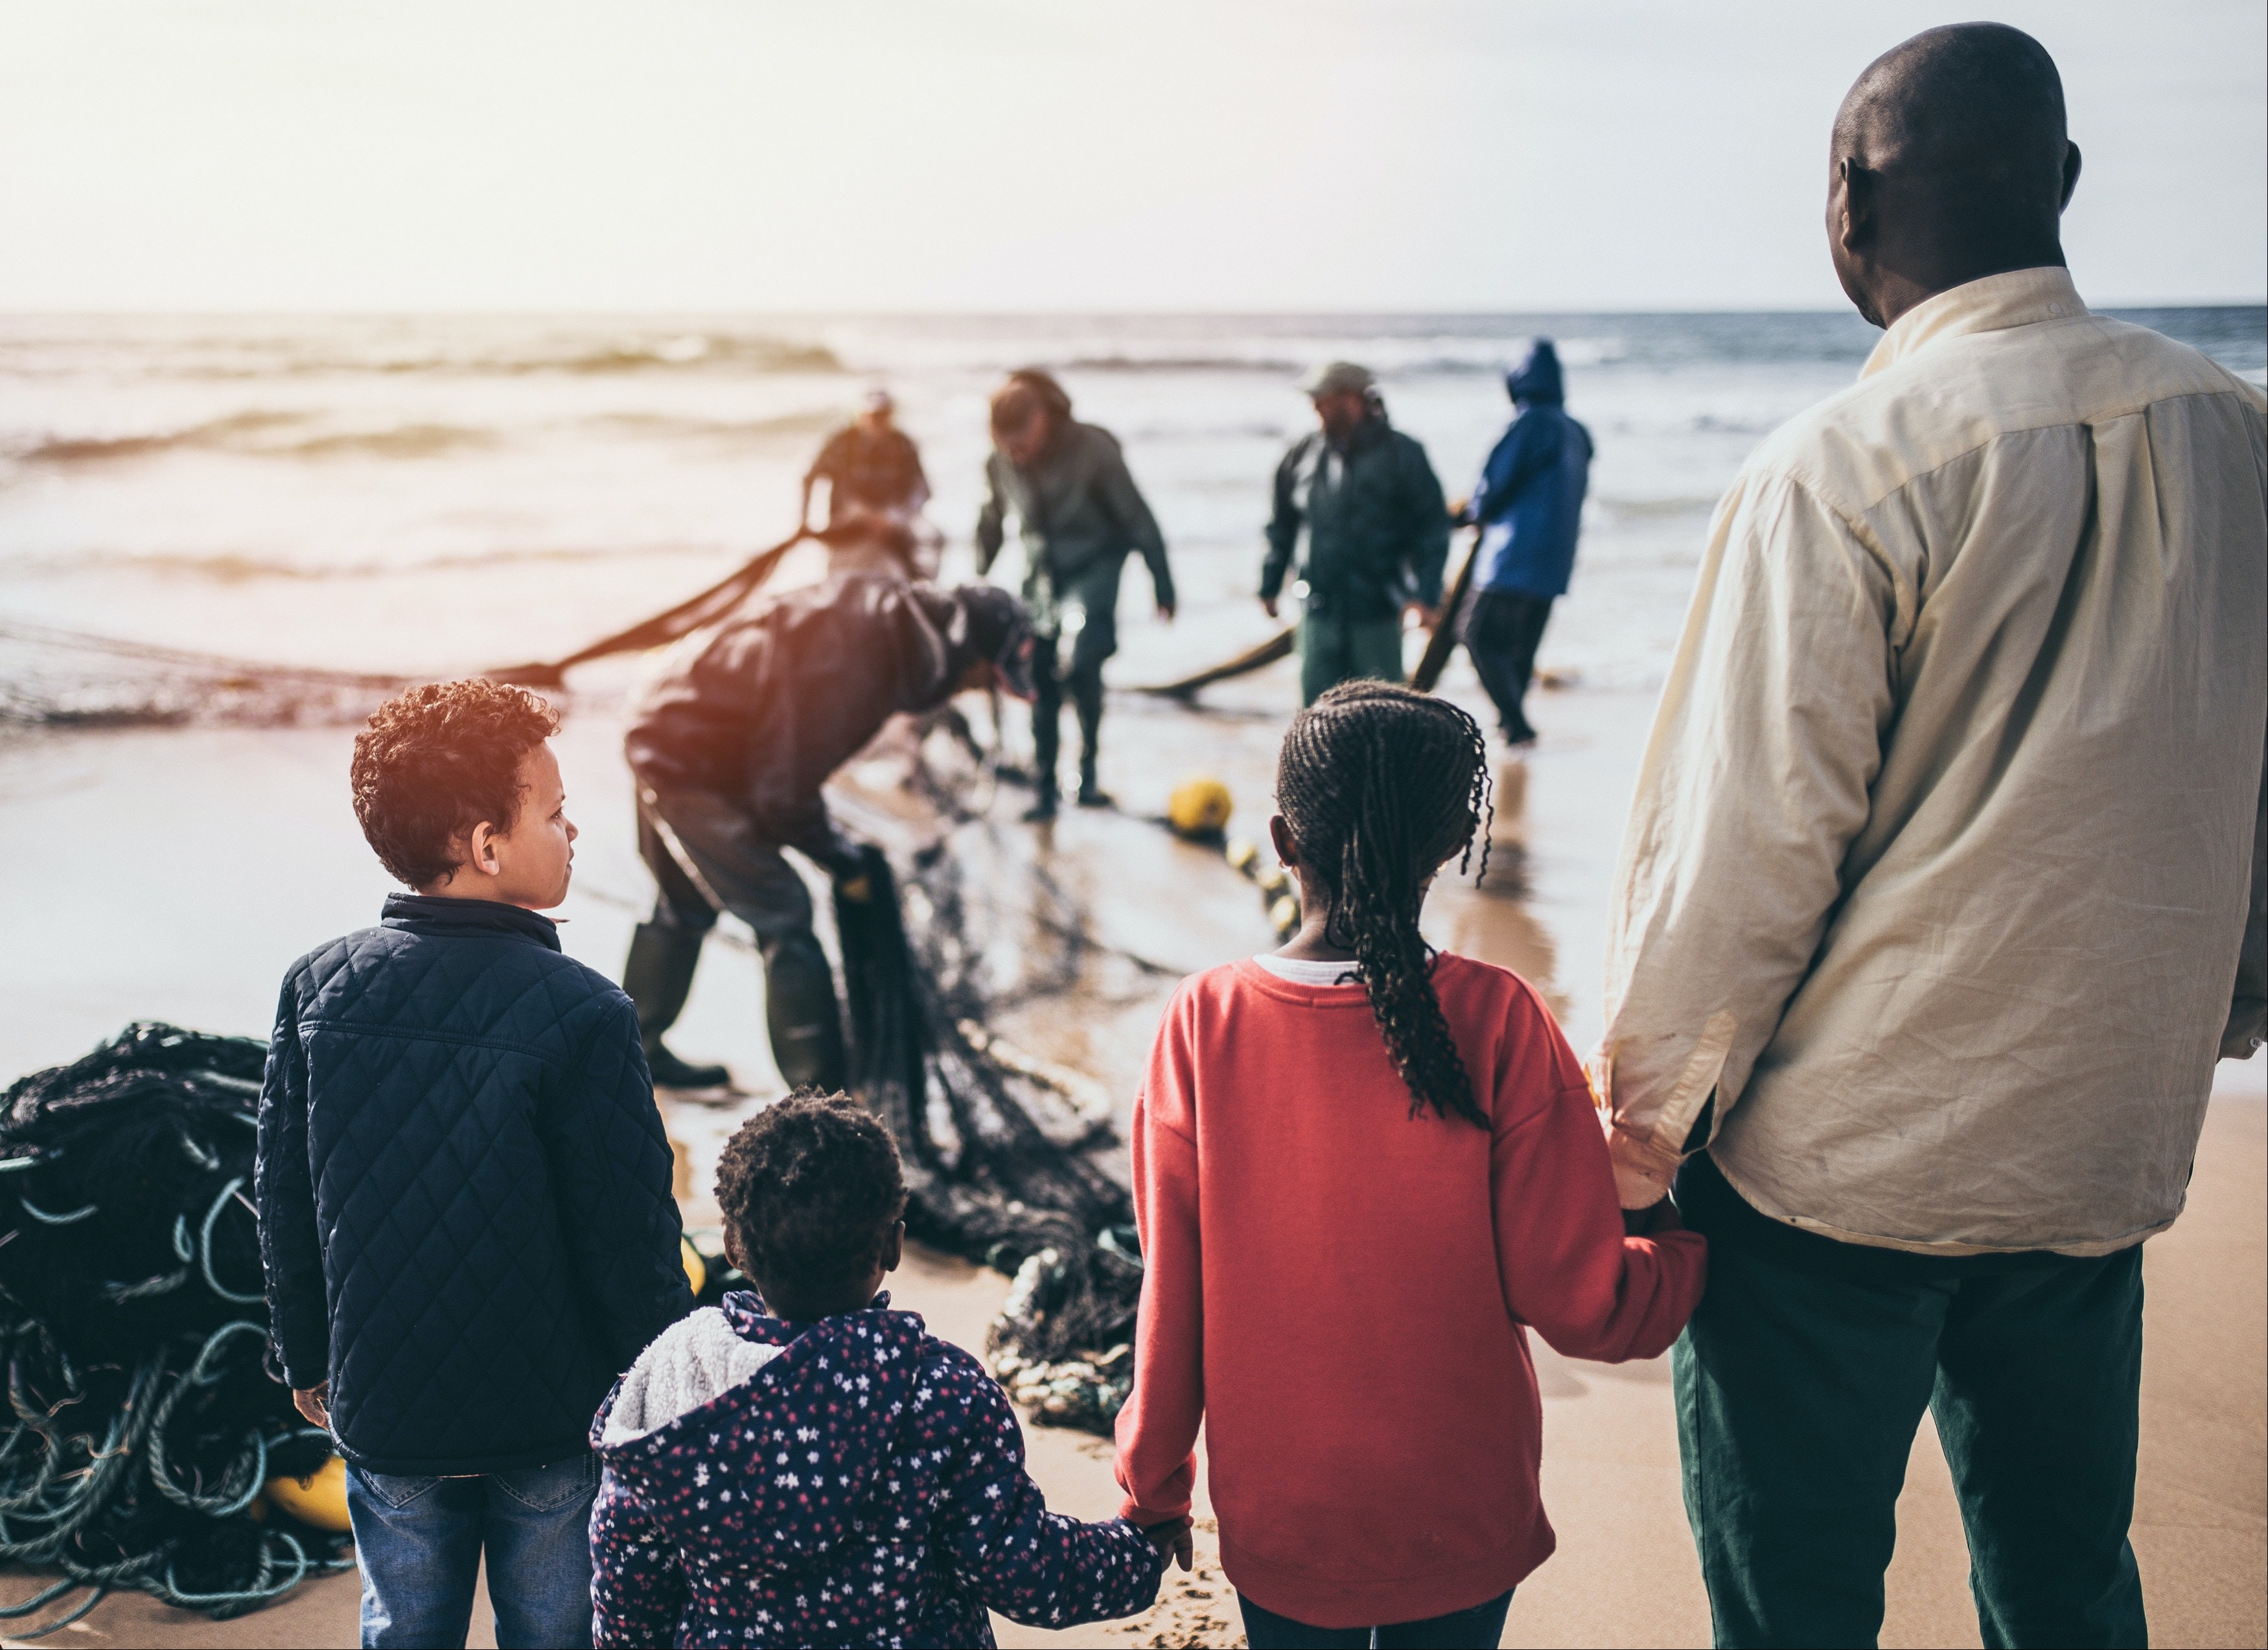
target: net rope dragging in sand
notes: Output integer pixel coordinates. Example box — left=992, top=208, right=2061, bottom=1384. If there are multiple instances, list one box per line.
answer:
left=0, top=1025, right=354, bottom=1637
left=0, top=619, right=415, bottom=729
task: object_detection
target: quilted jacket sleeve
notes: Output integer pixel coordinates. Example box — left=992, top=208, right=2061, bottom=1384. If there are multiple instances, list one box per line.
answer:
left=937, top=1357, right=1165, bottom=1628
left=590, top=1463, right=686, bottom=1649
left=540, top=992, right=695, bottom=1371
left=254, top=972, right=330, bottom=1389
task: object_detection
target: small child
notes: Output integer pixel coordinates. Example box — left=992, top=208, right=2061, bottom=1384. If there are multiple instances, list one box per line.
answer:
left=591, top=1092, right=1182, bottom=1648
left=1113, top=682, right=1708, bottom=1647
left=256, top=680, right=694, bottom=1650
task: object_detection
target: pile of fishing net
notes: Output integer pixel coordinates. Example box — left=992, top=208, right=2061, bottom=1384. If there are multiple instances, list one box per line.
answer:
left=0, top=1024, right=351, bottom=1636
left=836, top=842, right=1146, bottom=1434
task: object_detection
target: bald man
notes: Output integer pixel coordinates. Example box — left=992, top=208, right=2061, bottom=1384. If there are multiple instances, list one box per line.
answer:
left=1600, top=25, right=2265, bottom=1647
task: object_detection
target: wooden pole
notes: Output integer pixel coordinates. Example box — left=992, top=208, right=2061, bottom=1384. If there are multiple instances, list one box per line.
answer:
left=1411, top=530, right=1479, bottom=693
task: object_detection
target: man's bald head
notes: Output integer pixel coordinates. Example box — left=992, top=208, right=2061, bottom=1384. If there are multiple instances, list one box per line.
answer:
left=1825, top=24, right=2081, bottom=328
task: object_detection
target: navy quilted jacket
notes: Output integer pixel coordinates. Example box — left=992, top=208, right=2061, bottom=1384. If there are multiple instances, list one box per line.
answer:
left=590, top=1293, right=1164, bottom=1648
left=256, top=894, right=694, bottom=1474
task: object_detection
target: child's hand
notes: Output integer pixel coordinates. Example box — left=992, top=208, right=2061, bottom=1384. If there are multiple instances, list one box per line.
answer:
left=1140, top=1517, right=1194, bottom=1572
left=1622, top=1197, right=1684, bottom=1237
left=294, top=1382, right=332, bottom=1429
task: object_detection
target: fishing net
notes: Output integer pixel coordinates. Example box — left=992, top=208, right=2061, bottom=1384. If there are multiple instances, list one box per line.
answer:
left=0, top=1024, right=352, bottom=1637
left=0, top=620, right=413, bottom=730
left=835, top=832, right=1147, bottom=1434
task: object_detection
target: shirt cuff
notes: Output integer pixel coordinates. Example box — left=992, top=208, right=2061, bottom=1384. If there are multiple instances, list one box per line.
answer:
left=1608, top=1124, right=1682, bottom=1210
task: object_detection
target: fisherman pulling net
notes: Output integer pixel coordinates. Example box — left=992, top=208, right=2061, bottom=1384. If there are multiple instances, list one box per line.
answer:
left=0, top=1024, right=352, bottom=1638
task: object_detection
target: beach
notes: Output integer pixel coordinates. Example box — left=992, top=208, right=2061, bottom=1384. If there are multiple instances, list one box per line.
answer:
left=3, top=308, right=2264, bottom=1646
left=1, top=669, right=2261, bottom=1649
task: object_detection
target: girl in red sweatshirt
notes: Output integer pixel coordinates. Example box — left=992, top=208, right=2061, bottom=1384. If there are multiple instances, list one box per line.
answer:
left=1114, top=682, right=1707, bottom=1647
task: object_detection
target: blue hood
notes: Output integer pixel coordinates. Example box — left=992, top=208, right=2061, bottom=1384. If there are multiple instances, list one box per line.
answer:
left=1506, top=339, right=1564, bottom=406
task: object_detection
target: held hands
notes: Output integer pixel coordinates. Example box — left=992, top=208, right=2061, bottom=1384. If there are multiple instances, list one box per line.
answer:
left=1140, top=1517, right=1194, bottom=1572
left=293, top=1382, right=332, bottom=1429
left=1621, top=1197, right=1685, bottom=1237
left=1260, top=595, right=1280, bottom=620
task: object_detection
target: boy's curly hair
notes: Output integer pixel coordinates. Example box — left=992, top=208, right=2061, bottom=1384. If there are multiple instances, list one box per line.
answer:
left=351, top=680, right=560, bottom=889
left=715, top=1092, right=907, bottom=1298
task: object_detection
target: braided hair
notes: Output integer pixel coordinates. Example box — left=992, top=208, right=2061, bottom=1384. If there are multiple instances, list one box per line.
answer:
left=1275, top=682, right=1494, bottom=1127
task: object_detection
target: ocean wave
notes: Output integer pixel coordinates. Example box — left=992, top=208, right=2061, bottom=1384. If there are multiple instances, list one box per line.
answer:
left=222, top=332, right=841, bottom=380
left=285, top=424, right=496, bottom=458
left=1052, top=341, right=1628, bottom=377
left=13, top=411, right=307, bottom=464
left=590, top=409, right=841, bottom=442
left=0, top=542, right=732, bottom=584
left=430, top=336, right=844, bottom=377
left=8, top=411, right=511, bottom=466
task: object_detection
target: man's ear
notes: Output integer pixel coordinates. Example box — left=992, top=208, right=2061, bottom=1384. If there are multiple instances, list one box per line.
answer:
left=879, top=1220, right=904, bottom=1275
left=1835, top=157, right=1876, bottom=253
left=2059, top=141, right=2083, bottom=212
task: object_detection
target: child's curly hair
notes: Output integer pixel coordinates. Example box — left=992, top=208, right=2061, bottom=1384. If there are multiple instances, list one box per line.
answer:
left=351, top=680, right=559, bottom=889
left=715, top=1093, right=908, bottom=1300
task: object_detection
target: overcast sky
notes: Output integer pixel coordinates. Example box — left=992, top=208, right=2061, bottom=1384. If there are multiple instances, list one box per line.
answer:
left=3, top=0, right=2262, bottom=313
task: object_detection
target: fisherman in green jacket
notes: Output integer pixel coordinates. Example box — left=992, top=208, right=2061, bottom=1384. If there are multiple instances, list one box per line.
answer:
left=1262, top=361, right=1451, bottom=705
left=977, top=370, right=1175, bottom=818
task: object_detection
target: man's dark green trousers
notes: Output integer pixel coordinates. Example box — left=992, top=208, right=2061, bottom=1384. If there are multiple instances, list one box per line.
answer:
left=1673, top=1153, right=2149, bottom=1649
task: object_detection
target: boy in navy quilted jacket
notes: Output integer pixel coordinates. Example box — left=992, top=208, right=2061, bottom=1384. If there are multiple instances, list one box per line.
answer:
left=256, top=681, right=694, bottom=1649
left=591, top=1093, right=1186, bottom=1648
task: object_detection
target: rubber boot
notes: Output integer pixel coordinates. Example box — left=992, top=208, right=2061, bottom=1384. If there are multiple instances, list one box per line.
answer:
left=1027, top=678, right=1062, bottom=821
left=622, top=922, right=730, bottom=1088
left=1074, top=676, right=1111, bottom=808
left=762, top=930, right=848, bottom=1092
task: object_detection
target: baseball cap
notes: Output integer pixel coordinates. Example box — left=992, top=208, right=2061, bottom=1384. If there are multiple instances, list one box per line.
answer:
left=1298, top=360, right=1377, bottom=398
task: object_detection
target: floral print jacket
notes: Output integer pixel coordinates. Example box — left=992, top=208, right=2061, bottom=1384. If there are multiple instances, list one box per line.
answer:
left=590, top=1292, right=1163, bottom=1647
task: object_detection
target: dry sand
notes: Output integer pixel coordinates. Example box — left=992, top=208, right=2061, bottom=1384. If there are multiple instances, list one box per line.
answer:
left=1, top=674, right=2260, bottom=1649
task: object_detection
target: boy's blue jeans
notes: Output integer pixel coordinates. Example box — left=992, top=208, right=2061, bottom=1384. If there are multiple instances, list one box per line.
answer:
left=345, top=1455, right=601, bottom=1649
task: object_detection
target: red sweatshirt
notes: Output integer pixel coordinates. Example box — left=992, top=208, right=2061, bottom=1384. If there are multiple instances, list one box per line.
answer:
left=1113, top=954, right=1707, bottom=1629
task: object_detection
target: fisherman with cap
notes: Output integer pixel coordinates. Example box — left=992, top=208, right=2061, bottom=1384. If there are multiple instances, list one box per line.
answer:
left=618, top=577, right=1033, bottom=1090
left=800, top=389, right=936, bottom=579
left=1262, top=361, right=1451, bottom=705
left=1458, top=340, right=1593, bottom=747
left=977, top=369, right=1175, bottom=819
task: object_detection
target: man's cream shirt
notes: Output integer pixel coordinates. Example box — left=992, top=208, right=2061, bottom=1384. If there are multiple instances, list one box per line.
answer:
left=1602, top=267, right=2267, bottom=1255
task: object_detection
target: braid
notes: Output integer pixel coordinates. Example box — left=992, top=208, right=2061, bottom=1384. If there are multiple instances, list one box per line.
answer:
left=1275, top=682, right=1494, bottom=1127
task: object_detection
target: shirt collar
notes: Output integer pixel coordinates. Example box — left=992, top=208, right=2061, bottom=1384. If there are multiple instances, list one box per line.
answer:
left=1860, top=266, right=2089, bottom=380
left=379, top=891, right=561, bottom=950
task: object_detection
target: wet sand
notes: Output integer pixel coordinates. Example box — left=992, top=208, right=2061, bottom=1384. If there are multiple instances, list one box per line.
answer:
left=1, top=667, right=2261, bottom=1648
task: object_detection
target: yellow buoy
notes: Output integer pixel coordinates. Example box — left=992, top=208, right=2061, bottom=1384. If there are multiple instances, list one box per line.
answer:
left=264, top=1454, right=351, bottom=1533
left=681, top=1236, right=707, bottom=1298
left=1224, top=837, right=1260, bottom=875
left=1269, top=895, right=1302, bottom=936
left=1166, top=776, right=1234, bottom=839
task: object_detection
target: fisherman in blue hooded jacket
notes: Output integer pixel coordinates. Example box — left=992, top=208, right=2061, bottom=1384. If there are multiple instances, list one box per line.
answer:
left=1458, top=340, right=1593, bottom=747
